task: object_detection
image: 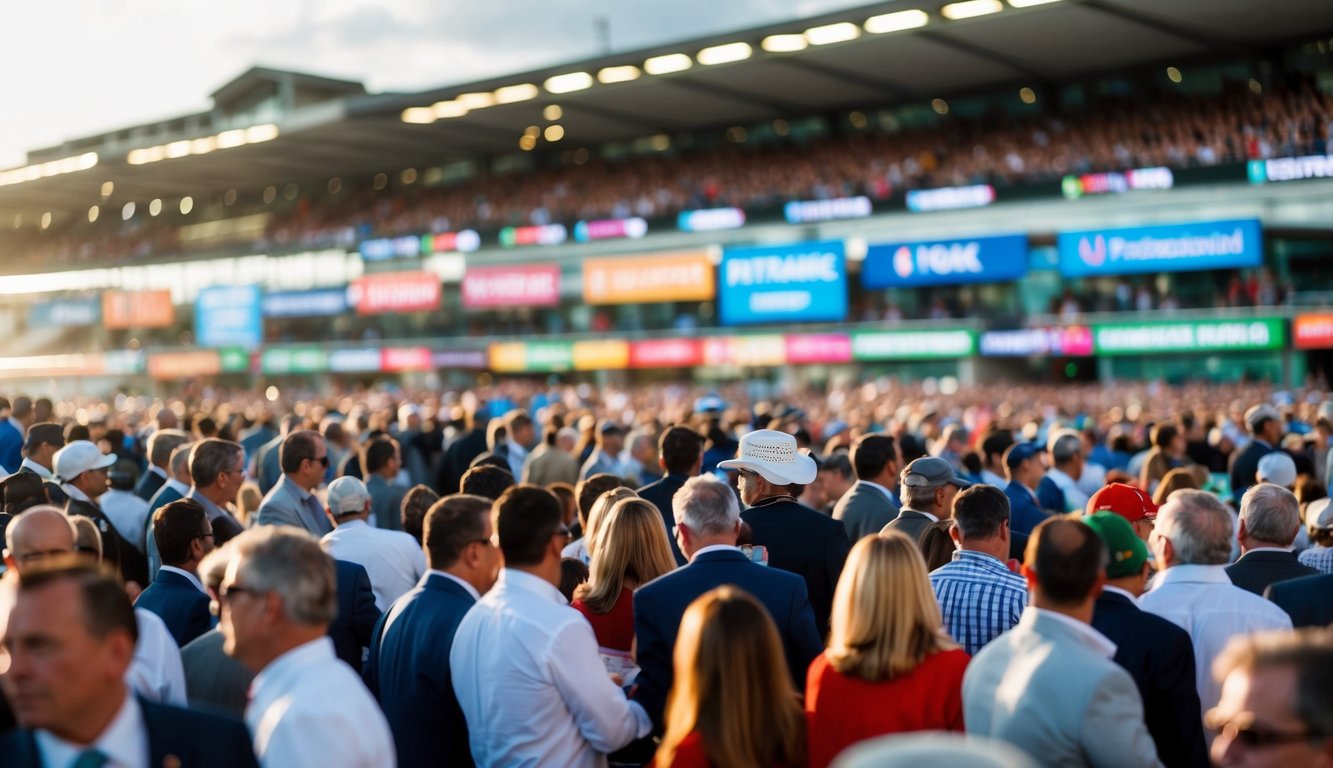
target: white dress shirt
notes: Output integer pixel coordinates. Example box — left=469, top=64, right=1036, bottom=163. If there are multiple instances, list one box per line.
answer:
left=18, top=458, right=51, bottom=479
left=247, top=636, right=395, bottom=768
left=156, top=564, right=207, bottom=594
left=35, top=691, right=148, bottom=768
left=128, top=608, right=187, bottom=706
left=321, top=519, right=426, bottom=611
left=1046, top=467, right=1090, bottom=512
left=100, top=490, right=151, bottom=554
left=1138, top=564, right=1292, bottom=713
left=507, top=442, right=529, bottom=483
left=432, top=569, right=481, bottom=601
left=451, top=568, right=652, bottom=767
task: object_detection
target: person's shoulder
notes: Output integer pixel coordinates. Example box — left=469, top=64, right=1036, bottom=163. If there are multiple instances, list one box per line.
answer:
left=927, top=647, right=972, bottom=675
left=142, top=697, right=248, bottom=736
left=1269, top=571, right=1333, bottom=597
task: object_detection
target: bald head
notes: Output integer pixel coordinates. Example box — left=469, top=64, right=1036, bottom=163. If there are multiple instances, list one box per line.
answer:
left=5, top=506, right=77, bottom=572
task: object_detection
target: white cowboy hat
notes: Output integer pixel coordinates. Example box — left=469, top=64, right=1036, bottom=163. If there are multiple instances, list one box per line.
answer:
left=718, top=429, right=817, bottom=486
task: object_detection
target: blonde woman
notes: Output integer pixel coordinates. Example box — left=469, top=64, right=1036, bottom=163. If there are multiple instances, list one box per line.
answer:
left=653, top=586, right=805, bottom=768
left=805, top=530, right=969, bottom=768
left=571, top=497, right=676, bottom=653
left=562, top=483, right=635, bottom=564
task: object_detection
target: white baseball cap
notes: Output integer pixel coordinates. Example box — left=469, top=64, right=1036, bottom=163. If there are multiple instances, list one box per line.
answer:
left=326, top=476, right=371, bottom=515
left=719, top=429, right=817, bottom=486
left=53, top=440, right=116, bottom=482
left=1256, top=452, right=1297, bottom=489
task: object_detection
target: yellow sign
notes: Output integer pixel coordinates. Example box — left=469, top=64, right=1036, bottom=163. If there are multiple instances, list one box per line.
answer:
left=582, top=250, right=715, bottom=304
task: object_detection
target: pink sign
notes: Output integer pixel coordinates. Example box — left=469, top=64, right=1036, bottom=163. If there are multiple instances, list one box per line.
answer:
left=350, top=272, right=440, bottom=315
left=461, top=264, right=561, bottom=309
left=381, top=346, right=433, bottom=372
left=785, top=333, right=852, bottom=364
left=629, top=339, right=703, bottom=368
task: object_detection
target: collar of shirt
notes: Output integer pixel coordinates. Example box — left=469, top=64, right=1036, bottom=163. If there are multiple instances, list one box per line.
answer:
left=35, top=691, right=147, bottom=768
left=185, top=489, right=230, bottom=522
left=7, top=417, right=23, bottom=435
left=430, top=569, right=481, bottom=601
left=692, top=544, right=741, bottom=560
left=1028, top=607, right=1117, bottom=659
left=860, top=480, right=897, bottom=504
left=1100, top=584, right=1139, bottom=602
left=499, top=568, right=566, bottom=606
left=332, top=518, right=370, bottom=533
left=951, top=548, right=1007, bottom=569
left=157, top=565, right=207, bottom=594
left=508, top=443, right=528, bottom=463
left=19, top=458, right=51, bottom=479
left=903, top=507, right=940, bottom=523
left=280, top=475, right=314, bottom=502
left=62, top=483, right=93, bottom=504
left=251, top=636, right=337, bottom=705
left=1244, top=546, right=1294, bottom=555
left=147, top=464, right=169, bottom=481
left=165, top=478, right=191, bottom=496
left=1149, top=563, right=1233, bottom=589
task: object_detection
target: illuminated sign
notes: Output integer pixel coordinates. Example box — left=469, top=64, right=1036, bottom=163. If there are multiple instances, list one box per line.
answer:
left=462, top=264, right=560, bottom=308
left=863, top=234, right=1027, bottom=288
left=785, top=333, right=852, bottom=364
left=381, top=347, right=433, bottom=372
left=719, top=241, right=847, bottom=326
left=499, top=224, right=567, bottom=248
left=103, top=290, right=174, bottom=329
left=629, top=339, right=704, bottom=368
left=583, top=250, right=715, bottom=304
left=1091, top=318, right=1284, bottom=355
left=573, top=217, right=648, bottom=242
left=677, top=207, right=745, bottom=232
left=979, top=327, right=1094, bottom=357
left=1057, top=219, right=1263, bottom=278
left=783, top=196, right=871, bottom=224
left=1061, top=167, right=1174, bottom=199
left=349, top=272, right=441, bottom=315
left=360, top=235, right=425, bottom=261
left=1249, top=155, right=1333, bottom=184
left=328, top=348, right=382, bottom=373
left=195, top=286, right=263, bottom=349
left=1294, top=314, right=1333, bottom=350
left=428, top=230, right=481, bottom=253
left=29, top=298, right=100, bottom=327
left=906, top=184, right=995, bottom=213
left=262, top=289, right=348, bottom=318
left=261, top=347, right=328, bottom=375
left=851, top=329, right=976, bottom=360
left=432, top=349, right=488, bottom=369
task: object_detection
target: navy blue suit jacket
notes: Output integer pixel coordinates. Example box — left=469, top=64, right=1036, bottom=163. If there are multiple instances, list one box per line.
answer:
left=366, top=573, right=476, bottom=768
left=638, top=473, right=690, bottom=565
left=135, top=568, right=214, bottom=647
left=1265, top=572, right=1333, bottom=628
left=134, top=468, right=166, bottom=502
left=1004, top=481, right=1049, bottom=536
left=0, top=420, right=22, bottom=474
left=329, top=559, right=382, bottom=673
left=740, top=499, right=850, bottom=638
left=1225, top=550, right=1318, bottom=597
left=1036, top=474, right=1067, bottom=513
left=1229, top=440, right=1273, bottom=504
left=633, top=549, right=822, bottom=732
left=0, top=695, right=258, bottom=768
left=1092, top=590, right=1209, bottom=768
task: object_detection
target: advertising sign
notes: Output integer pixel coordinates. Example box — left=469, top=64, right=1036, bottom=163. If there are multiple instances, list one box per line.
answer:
left=461, top=264, right=560, bottom=308
left=573, top=217, right=647, bottom=242
left=147, top=349, right=247, bottom=379
left=979, top=327, right=1094, bottom=357
left=349, top=271, right=440, bottom=315
left=1091, top=318, right=1284, bottom=356
left=783, top=197, right=871, bottom=224
left=628, top=338, right=704, bottom=368
left=1294, top=314, right=1333, bottom=350
left=906, top=184, right=995, bottom=213
left=583, top=250, right=715, bottom=305
left=1057, top=219, right=1262, bottom=277
left=195, top=285, right=263, bottom=349
left=677, top=207, right=745, bottom=232
left=785, top=333, right=852, bottom=364
left=261, top=347, right=328, bottom=375
left=103, top=290, right=174, bottom=329
left=1249, top=155, right=1333, bottom=184
left=1061, top=167, right=1174, bottom=199
left=719, top=241, right=847, bottom=326
left=572, top=340, right=630, bottom=370
left=328, top=348, right=382, bottom=373
left=359, top=235, right=425, bottom=261
left=499, top=224, right=567, bottom=248
left=851, top=329, right=976, bottom=361
left=29, top=297, right=100, bottom=327
left=432, top=349, right=488, bottom=370
left=262, top=289, right=349, bottom=318
left=863, top=234, right=1027, bottom=288
left=381, top=347, right=433, bottom=372
left=704, top=335, right=786, bottom=367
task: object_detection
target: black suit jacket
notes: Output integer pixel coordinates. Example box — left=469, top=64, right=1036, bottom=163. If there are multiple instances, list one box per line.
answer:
left=0, top=695, right=258, bottom=768
left=1091, top=590, right=1210, bottom=768
left=209, top=511, right=245, bottom=547
left=1228, top=440, right=1273, bottom=504
left=436, top=427, right=488, bottom=495
left=1225, top=550, right=1318, bottom=596
left=329, top=559, right=382, bottom=673
left=638, top=473, right=690, bottom=565
left=366, top=573, right=476, bottom=768
left=741, top=498, right=850, bottom=638
left=134, top=568, right=214, bottom=647
left=66, top=497, right=149, bottom=586
left=134, top=468, right=166, bottom=502
left=1265, top=573, right=1333, bottom=628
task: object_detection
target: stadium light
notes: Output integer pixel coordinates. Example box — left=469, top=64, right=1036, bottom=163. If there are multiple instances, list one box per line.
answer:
left=804, top=22, right=860, bottom=45
left=455, top=92, right=496, bottom=110
left=761, top=34, right=808, bottom=53
left=644, top=53, right=693, bottom=75
left=244, top=124, right=279, bottom=143
left=597, top=65, right=641, bottom=84
left=432, top=100, right=469, bottom=119
left=1007, top=0, right=1061, bottom=6
left=864, top=9, right=930, bottom=33
left=494, top=83, right=540, bottom=103
left=0, top=152, right=99, bottom=187
left=544, top=72, right=594, bottom=94
left=941, top=0, right=1004, bottom=19
left=401, top=107, right=436, bottom=124
left=216, top=129, right=247, bottom=148
left=697, top=42, right=752, bottom=65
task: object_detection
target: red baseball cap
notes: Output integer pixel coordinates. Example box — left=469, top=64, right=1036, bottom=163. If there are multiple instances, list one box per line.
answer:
left=1085, top=483, right=1158, bottom=523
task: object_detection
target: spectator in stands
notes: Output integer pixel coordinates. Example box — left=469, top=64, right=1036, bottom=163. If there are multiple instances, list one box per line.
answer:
left=401, top=483, right=439, bottom=544
left=560, top=558, right=590, bottom=603
left=17, top=422, right=63, bottom=482
left=806, top=531, right=968, bottom=767
left=582, top=420, right=629, bottom=481
left=654, top=586, right=806, bottom=768
left=1298, top=497, right=1333, bottom=573
left=502, top=410, right=536, bottom=482
left=100, top=469, right=149, bottom=554
left=1139, top=489, right=1292, bottom=715
left=146, top=443, right=194, bottom=518
left=884, top=456, right=969, bottom=544
left=185, top=438, right=247, bottom=546
left=253, top=415, right=302, bottom=495
left=1087, top=482, right=1158, bottom=542
left=459, top=463, right=514, bottom=500
left=1152, top=467, right=1200, bottom=506
left=255, top=430, right=333, bottom=536
left=564, top=476, right=632, bottom=565
left=818, top=452, right=856, bottom=514
left=362, top=436, right=406, bottom=530
left=1083, top=511, right=1208, bottom=768
left=978, top=431, right=1014, bottom=488
left=236, top=482, right=262, bottom=527
left=1257, top=451, right=1299, bottom=492
left=1227, top=484, right=1317, bottom=595
left=638, top=424, right=706, bottom=566
left=320, top=476, right=426, bottom=611
left=220, top=526, right=394, bottom=766
left=1231, top=405, right=1282, bottom=504
left=437, top=405, right=489, bottom=495
left=833, top=433, right=901, bottom=541
left=623, top=428, right=662, bottom=488
left=181, top=546, right=254, bottom=718
left=964, top=517, right=1163, bottom=767
left=468, top=419, right=510, bottom=473
left=450, top=485, right=651, bottom=764
left=0, top=396, right=31, bottom=474
left=1141, top=424, right=1189, bottom=496
left=1003, top=443, right=1051, bottom=535
left=55, top=440, right=147, bottom=588
left=1045, top=430, right=1089, bottom=513
left=523, top=425, right=580, bottom=487
left=934, top=424, right=969, bottom=476
left=137, top=499, right=214, bottom=647
left=930, top=485, right=1026, bottom=655
left=917, top=519, right=958, bottom=571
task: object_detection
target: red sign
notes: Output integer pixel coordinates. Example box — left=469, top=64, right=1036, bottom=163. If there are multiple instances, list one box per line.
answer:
left=461, top=264, right=560, bottom=308
left=381, top=346, right=433, bottom=372
left=350, top=272, right=440, bottom=315
left=1295, top=314, right=1333, bottom=350
left=104, top=290, right=174, bottom=329
left=785, top=333, right=852, bottom=364
left=629, top=339, right=704, bottom=368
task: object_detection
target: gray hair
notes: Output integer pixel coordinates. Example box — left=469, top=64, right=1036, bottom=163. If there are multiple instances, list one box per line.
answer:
left=229, top=527, right=336, bottom=626
left=148, top=429, right=191, bottom=470
left=1158, top=489, right=1234, bottom=565
left=198, top=545, right=233, bottom=593
left=1238, top=483, right=1301, bottom=546
left=1050, top=430, right=1082, bottom=465
left=901, top=483, right=936, bottom=512
left=190, top=438, right=243, bottom=489
left=168, top=442, right=194, bottom=480
left=673, top=475, right=739, bottom=537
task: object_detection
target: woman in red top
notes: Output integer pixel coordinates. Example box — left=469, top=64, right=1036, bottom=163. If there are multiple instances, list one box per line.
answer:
left=805, top=530, right=970, bottom=768
left=653, top=586, right=805, bottom=768
left=571, top=497, right=676, bottom=652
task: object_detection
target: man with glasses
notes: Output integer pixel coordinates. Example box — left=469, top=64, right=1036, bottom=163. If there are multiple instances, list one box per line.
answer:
left=54, top=440, right=148, bottom=588
left=1208, top=629, right=1333, bottom=767
left=135, top=499, right=215, bottom=647
left=186, top=438, right=248, bottom=545
left=255, top=429, right=334, bottom=536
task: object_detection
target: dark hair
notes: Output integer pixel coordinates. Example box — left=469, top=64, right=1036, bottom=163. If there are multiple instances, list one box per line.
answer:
left=1151, top=424, right=1179, bottom=450
left=821, top=452, right=852, bottom=480
left=851, top=434, right=897, bottom=481
left=66, top=424, right=91, bottom=443
left=660, top=425, right=706, bottom=476
left=548, top=482, right=576, bottom=523
left=154, top=498, right=208, bottom=566
left=576, top=474, right=628, bottom=527
left=469, top=452, right=511, bottom=472
left=494, top=485, right=564, bottom=567
left=981, top=431, right=1015, bottom=465
left=279, top=430, right=323, bottom=474
left=401, top=484, right=440, bottom=545
left=424, top=494, right=491, bottom=570
left=17, top=559, right=139, bottom=645
left=461, top=464, right=515, bottom=500
left=559, top=557, right=590, bottom=603
left=952, top=485, right=1011, bottom=540
left=190, top=438, right=243, bottom=488
left=918, top=520, right=958, bottom=571
left=1025, top=518, right=1107, bottom=606
left=363, top=436, right=399, bottom=475
left=898, top=434, right=927, bottom=465
left=2, top=473, right=49, bottom=514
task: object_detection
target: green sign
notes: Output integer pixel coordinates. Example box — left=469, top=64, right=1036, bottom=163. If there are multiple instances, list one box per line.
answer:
left=1092, top=318, right=1285, bottom=356
left=525, top=341, right=574, bottom=372
left=851, top=329, right=976, bottom=361
left=219, top=347, right=251, bottom=373
left=262, top=347, right=328, bottom=375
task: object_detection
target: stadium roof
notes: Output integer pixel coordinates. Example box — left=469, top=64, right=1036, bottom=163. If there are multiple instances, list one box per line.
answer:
left=4, top=0, right=1333, bottom=221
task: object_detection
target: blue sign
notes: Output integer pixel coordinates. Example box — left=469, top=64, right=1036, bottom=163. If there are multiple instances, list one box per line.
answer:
left=1057, top=219, right=1262, bottom=278
left=719, top=240, right=847, bottom=326
left=863, top=234, right=1028, bottom=288
left=262, top=288, right=349, bottom=318
left=28, top=297, right=100, bottom=327
left=196, top=285, right=263, bottom=349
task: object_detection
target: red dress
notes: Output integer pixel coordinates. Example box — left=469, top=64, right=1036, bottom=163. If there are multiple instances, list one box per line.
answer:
left=653, top=731, right=801, bottom=768
left=571, top=585, right=635, bottom=652
left=804, top=648, right=970, bottom=768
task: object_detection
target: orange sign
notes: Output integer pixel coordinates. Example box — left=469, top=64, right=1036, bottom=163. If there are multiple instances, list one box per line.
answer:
left=572, top=340, right=629, bottom=371
left=147, top=350, right=220, bottom=379
left=582, top=250, right=715, bottom=305
left=103, top=290, right=175, bottom=329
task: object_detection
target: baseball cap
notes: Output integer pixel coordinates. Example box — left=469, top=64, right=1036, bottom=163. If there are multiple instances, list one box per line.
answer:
left=326, top=476, right=372, bottom=515
left=1083, top=511, right=1149, bottom=579
left=1256, top=452, right=1297, bottom=489
left=1004, top=442, right=1042, bottom=470
left=901, top=456, right=972, bottom=489
left=52, top=440, right=116, bottom=482
left=598, top=420, right=624, bottom=436
left=24, top=422, right=65, bottom=451
left=1245, top=404, right=1281, bottom=432
left=1307, top=497, right=1333, bottom=530
left=719, top=429, right=817, bottom=486
left=1085, top=483, right=1158, bottom=523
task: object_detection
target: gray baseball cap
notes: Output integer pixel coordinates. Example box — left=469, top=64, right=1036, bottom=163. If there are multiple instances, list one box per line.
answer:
left=901, top=456, right=972, bottom=489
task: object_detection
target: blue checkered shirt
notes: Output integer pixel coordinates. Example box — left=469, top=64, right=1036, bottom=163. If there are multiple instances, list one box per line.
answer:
left=930, top=549, right=1028, bottom=656
left=1298, top=545, right=1333, bottom=575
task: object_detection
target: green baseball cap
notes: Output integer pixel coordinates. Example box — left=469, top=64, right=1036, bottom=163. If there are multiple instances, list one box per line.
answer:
left=1083, top=511, right=1148, bottom=579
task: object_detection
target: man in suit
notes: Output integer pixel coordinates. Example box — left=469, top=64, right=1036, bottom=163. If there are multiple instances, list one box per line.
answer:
left=136, top=499, right=215, bottom=647
left=186, top=438, right=248, bottom=545
left=181, top=546, right=255, bottom=718
left=1083, top=512, right=1209, bottom=768
left=638, top=424, right=705, bottom=565
left=54, top=440, right=149, bottom=588
left=16, top=421, right=63, bottom=482
left=1227, top=483, right=1317, bottom=595
left=255, top=429, right=334, bottom=536
left=135, top=428, right=190, bottom=502
left=725, top=429, right=851, bottom=638
left=0, top=561, right=258, bottom=768
left=328, top=558, right=382, bottom=673
left=523, top=425, right=581, bottom=487
left=367, top=494, right=503, bottom=767
left=883, top=456, right=970, bottom=544
left=635, top=474, right=823, bottom=731
left=436, top=405, right=490, bottom=495
left=833, top=433, right=901, bottom=541
left=581, top=420, right=630, bottom=480
left=1003, top=442, right=1052, bottom=535
left=0, top=395, right=28, bottom=474
left=1265, top=572, right=1333, bottom=628
left=363, top=436, right=407, bottom=530
left=253, top=415, right=302, bottom=495
left=964, top=517, right=1163, bottom=767
left=145, top=443, right=195, bottom=580
left=1230, top=404, right=1283, bottom=505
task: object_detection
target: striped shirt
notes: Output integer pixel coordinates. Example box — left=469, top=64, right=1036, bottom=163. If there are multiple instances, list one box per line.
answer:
left=1298, top=544, right=1333, bottom=575
left=930, top=549, right=1028, bottom=656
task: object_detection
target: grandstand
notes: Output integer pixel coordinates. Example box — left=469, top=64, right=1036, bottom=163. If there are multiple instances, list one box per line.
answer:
left=3, top=0, right=1333, bottom=395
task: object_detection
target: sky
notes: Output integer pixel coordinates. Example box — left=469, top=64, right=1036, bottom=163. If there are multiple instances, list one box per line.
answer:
left=1, top=0, right=872, bottom=168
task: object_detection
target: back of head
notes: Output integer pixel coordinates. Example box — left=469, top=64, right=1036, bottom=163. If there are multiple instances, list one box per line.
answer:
left=1238, top=483, right=1301, bottom=547
left=660, top=425, right=705, bottom=476
left=423, top=494, right=492, bottom=571
left=229, top=526, right=337, bottom=627
left=673, top=474, right=739, bottom=537
left=951, top=485, right=1010, bottom=541
left=168, top=443, right=194, bottom=480
left=148, top=429, right=191, bottom=470
left=494, top=484, right=563, bottom=567
left=401, top=484, right=440, bottom=544
left=1256, top=452, right=1298, bottom=490
left=584, top=487, right=637, bottom=556
left=981, top=431, right=1015, bottom=467
left=154, top=498, right=207, bottom=567
left=851, top=434, right=897, bottom=481
left=2, top=473, right=50, bottom=515
left=1049, top=430, right=1082, bottom=467
left=363, top=436, right=399, bottom=475
left=460, top=464, right=515, bottom=500
left=1024, top=517, right=1107, bottom=606
left=70, top=516, right=103, bottom=561
left=1152, top=467, right=1199, bottom=506
left=1157, top=489, right=1235, bottom=565
left=577, top=498, right=676, bottom=613
left=5, top=505, right=75, bottom=561
left=576, top=473, right=627, bottom=525
left=832, top=733, right=1039, bottom=768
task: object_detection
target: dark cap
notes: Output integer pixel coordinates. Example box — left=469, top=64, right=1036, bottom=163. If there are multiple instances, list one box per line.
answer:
left=901, top=456, right=972, bottom=489
left=598, top=420, right=624, bottom=436
left=25, top=422, right=65, bottom=451
left=1005, top=443, right=1043, bottom=469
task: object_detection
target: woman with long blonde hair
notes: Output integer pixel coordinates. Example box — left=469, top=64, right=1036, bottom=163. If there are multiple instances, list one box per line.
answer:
left=571, top=497, right=677, bottom=652
left=653, top=586, right=805, bottom=768
left=805, top=530, right=969, bottom=768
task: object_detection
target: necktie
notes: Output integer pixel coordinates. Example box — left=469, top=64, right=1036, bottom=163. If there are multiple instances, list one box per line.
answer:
left=72, top=748, right=108, bottom=768
left=304, top=495, right=329, bottom=534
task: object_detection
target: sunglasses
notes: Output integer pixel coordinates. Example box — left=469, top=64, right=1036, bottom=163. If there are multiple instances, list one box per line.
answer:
left=1206, top=709, right=1315, bottom=750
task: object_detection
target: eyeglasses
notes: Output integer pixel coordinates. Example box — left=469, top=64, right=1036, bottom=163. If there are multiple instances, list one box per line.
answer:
left=218, top=583, right=264, bottom=605
left=310, top=455, right=330, bottom=468
left=553, top=525, right=573, bottom=542
left=1206, top=708, right=1315, bottom=750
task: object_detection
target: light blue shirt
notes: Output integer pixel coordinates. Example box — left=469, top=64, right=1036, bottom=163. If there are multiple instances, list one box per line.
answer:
left=35, top=691, right=148, bottom=768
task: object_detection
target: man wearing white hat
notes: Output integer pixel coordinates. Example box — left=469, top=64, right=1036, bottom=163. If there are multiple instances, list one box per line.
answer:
left=321, top=476, right=426, bottom=611
left=54, top=440, right=149, bottom=587
left=722, top=429, right=851, bottom=637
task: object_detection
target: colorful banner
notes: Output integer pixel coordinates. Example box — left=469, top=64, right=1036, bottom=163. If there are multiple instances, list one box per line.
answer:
left=195, top=285, right=263, bottom=349
left=703, top=336, right=786, bottom=367
left=28, top=297, right=100, bottom=327
left=574, top=217, right=647, bottom=242
left=104, top=290, right=174, bottom=329
left=148, top=350, right=221, bottom=379
left=1248, top=155, right=1333, bottom=184
left=1057, top=219, right=1263, bottom=278
left=863, top=234, right=1027, bottom=288
left=979, top=327, right=1094, bottom=357
left=677, top=207, right=745, bottom=232
left=719, top=241, right=847, bottom=326
left=906, top=184, right=995, bottom=213
left=462, top=264, right=560, bottom=308
left=349, top=271, right=440, bottom=315
left=328, top=348, right=382, bottom=373
left=628, top=339, right=704, bottom=369
left=572, top=340, right=630, bottom=371
left=1091, top=318, right=1285, bottom=356
left=785, top=333, right=853, bottom=364
left=262, top=289, right=349, bottom=318
left=261, top=347, right=328, bottom=375
left=1294, top=314, right=1333, bottom=350
left=851, top=329, right=976, bottom=361
left=583, top=250, right=715, bottom=305
left=381, top=347, right=433, bottom=372
left=432, top=350, right=488, bottom=370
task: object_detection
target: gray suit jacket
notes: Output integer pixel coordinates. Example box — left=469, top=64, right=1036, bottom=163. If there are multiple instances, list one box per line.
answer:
left=254, top=476, right=333, bottom=536
left=366, top=475, right=406, bottom=531
left=180, top=629, right=254, bottom=719
left=833, top=481, right=899, bottom=541
left=964, top=608, right=1163, bottom=768
left=523, top=444, right=580, bottom=487
left=881, top=507, right=936, bottom=544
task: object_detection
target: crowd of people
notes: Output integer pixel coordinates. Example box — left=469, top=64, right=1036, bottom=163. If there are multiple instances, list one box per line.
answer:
left=0, top=377, right=1330, bottom=767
